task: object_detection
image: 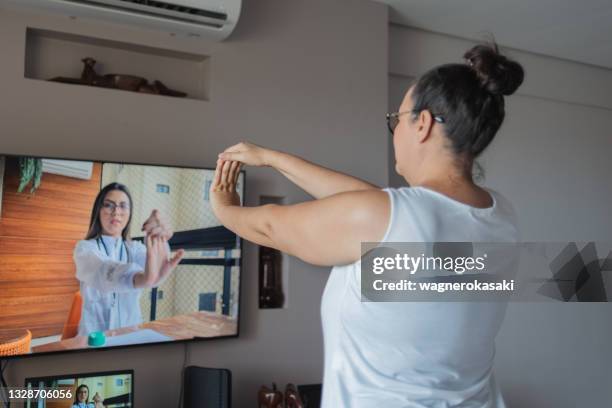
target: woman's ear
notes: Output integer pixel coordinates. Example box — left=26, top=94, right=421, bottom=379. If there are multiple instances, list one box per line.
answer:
left=416, top=109, right=435, bottom=143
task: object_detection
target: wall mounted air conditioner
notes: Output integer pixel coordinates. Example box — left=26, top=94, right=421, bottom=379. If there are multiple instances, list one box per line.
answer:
left=42, top=159, right=93, bottom=180
left=3, top=0, right=241, bottom=41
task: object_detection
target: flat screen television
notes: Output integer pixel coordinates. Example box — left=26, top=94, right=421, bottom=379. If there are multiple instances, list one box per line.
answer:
left=0, top=154, right=243, bottom=358
left=25, top=369, right=134, bottom=407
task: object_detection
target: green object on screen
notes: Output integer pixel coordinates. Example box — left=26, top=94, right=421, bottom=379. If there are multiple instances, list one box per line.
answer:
left=17, top=157, right=43, bottom=194
left=88, top=331, right=106, bottom=347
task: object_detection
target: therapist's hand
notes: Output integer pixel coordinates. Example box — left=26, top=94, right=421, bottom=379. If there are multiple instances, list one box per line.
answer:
left=217, top=141, right=272, bottom=167
left=92, top=392, right=104, bottom=408
left=157, top=238, right=184, bottom=285
left=134, top=235, right=184, bottom=289
left=210, top=160, right=241, bottom=216
left=142, top=209, right=173, bottom=240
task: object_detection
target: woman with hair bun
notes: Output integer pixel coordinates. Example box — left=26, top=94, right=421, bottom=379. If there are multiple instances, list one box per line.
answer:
left=210, top=43, right=524, bottom=407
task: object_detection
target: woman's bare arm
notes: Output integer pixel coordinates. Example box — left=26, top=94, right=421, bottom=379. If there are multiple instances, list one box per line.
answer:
left=218, top=142, right=380, bottom=200
left=210, top=160, right=390, bottom=266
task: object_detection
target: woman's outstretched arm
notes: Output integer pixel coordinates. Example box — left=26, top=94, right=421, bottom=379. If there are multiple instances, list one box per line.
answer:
left=218, top=142, right=380, bottom=200
left=210, top=160, right=390, bottom=266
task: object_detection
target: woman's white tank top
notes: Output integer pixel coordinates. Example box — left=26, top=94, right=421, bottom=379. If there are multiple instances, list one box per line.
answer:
left=320, top=186, right=519, bottom=408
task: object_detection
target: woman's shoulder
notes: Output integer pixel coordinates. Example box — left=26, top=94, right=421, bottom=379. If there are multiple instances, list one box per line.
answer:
left=382, top=186, right=424, bottom=198
left=74, top=238, right=98, bottom=252
left=386, top=185, right=510, bottom=213
left=333, top=189, right=390, bottom=218
left=381, top=186, right=431, bottom=209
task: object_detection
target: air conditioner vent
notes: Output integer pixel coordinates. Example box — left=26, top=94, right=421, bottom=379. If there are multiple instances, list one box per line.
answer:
left=42, top=159, right=94, bottom=180
left=3, top=0, right=241, bottom=41
left=62, top=0, right=227, bottom=27
left=93, top=0, right=226, bottom=20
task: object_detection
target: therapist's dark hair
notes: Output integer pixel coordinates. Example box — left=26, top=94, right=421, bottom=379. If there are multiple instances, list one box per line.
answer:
left=409, top=42, right=524, bottom=159
left=85, top=182, right=134, bottom=241
left=74, top=384, right=90, bottom=404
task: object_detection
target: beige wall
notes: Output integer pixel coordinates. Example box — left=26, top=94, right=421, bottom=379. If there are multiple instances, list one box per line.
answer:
left=389, top=25, right=612, bottom=407
left=1, top=0, right=388, bottom=407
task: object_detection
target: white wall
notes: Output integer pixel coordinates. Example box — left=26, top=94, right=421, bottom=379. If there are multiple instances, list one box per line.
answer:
left=389, top=25, right=612, bottom=407
left=0, top=1, right=388, bottom=407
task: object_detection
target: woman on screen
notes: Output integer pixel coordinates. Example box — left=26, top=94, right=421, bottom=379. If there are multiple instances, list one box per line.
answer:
left=74, top=182, right=184, bottom=336
left=72, top=384, right=94, bottom=408
left=210, top=43, right=523, bottom=407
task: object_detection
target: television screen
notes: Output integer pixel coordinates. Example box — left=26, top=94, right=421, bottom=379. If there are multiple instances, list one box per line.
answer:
left=0, top=155, right=243, bottom=357
left=25, top=369, right=134, bottom=407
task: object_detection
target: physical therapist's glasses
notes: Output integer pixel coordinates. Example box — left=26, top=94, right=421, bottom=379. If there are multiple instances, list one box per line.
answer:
left=386, top=110, right=445, bottom=135
left=102, top=201, right=130, bottom=213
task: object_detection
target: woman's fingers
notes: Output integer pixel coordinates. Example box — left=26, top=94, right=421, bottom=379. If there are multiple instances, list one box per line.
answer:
left=218, top=151, right=242, bottom=162
left=217, top=141, right=266, bottom=167
left=141, top=209, right=159, bottom=231
left=222, top=142, right=243, bottom=153
left=228, top=161, right=237, bottom=184
left=220, top=159, right=231, bottom=184
left=228, top=161, right=240, bottom=185
left=142, top=210, right=173, bottom=239
left=142, top=209, right=162, bottom=233
left=211, top=158, right=241, bottom=207
left=161, top=239, right=170, bottom=259
left=145, top=233, right=153, bottom=251
left=144, top=236, right=163, bottom=287
left=159, top=249, right=184, bottom=282
left=153, top=236, right=164, bottom=254
left=147, top=226, right=164, bottom=238
left=169, top=249, right=185, bottom=268
left=149, top=236, right=158, bottom=254
left=157, top=237, right=166, bottom=253
left=212, top=159, right=224, bottom=189
left=224, top=141, right=251, bottom=153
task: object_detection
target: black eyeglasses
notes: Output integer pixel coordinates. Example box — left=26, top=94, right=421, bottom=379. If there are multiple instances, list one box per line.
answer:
left=386, top=110, right=445, bottom=135
left=102, top=200, right=131, bottom=213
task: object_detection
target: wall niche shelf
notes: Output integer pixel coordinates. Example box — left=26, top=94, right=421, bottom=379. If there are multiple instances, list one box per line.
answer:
left=24, top=28, right=210, bottom=101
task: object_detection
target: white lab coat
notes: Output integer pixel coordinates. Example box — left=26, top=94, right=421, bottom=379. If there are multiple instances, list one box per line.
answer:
left=74, top=235, right=146, bottom=336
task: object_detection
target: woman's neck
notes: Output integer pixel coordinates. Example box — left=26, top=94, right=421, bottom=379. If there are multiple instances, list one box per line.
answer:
left=418, top=176, right=493, bottom=208
left=409, top=164, right=474, bottom=190
left=406, top=156, right=495, bottom=208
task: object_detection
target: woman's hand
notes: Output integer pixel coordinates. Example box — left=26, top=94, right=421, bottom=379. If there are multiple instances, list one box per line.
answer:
left=157, top=239, right=184, bottom=285
left=218, top=141, right=378, bottom=200
left=218, top=141, right=272, bottom=167
left=142, top=209, right=173, bottom=240
left=134, top=235, right=184, bottom=289
left=210, top=160, right=242, bottom=216
left=92, top=392, right=105, bottom=408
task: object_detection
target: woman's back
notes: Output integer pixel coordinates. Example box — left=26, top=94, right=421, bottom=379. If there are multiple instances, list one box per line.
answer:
left=321, top=186, right=519, bottom=408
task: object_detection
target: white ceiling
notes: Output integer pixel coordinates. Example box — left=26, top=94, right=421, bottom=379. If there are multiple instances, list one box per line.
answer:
left=380, top=0, right=612, bottom=69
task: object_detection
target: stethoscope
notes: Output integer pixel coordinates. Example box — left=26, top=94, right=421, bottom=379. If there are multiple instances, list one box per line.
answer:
left=96, top=236, right=131, bottom=311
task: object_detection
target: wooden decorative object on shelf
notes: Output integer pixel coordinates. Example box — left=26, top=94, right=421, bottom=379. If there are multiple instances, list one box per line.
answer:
left=49, top=57, right=188, bottom=97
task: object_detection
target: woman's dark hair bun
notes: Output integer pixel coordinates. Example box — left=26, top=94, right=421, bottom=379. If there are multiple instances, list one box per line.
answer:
left=464, top=43, right=524, bottom=96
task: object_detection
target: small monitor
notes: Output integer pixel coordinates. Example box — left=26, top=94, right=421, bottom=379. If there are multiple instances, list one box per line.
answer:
left=25, top=369, right=134, bottom=407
